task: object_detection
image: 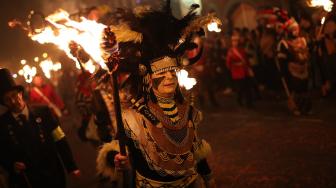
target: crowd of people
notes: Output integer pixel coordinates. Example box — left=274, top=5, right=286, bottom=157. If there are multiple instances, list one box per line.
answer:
left=190, top=9, right=336, bottom=116
left=0, top=2, right=335, bottom=188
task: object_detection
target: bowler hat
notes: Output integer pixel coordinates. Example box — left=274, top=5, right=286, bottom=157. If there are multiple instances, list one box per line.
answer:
left=0, top=68, right=24, bottom=104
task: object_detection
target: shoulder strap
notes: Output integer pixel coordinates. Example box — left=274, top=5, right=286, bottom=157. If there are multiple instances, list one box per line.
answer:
left=33, top=87, right=52, bottom=104
left=33, top=87, right=62, bottom=118
left=232, top=48, right=246, bottom=63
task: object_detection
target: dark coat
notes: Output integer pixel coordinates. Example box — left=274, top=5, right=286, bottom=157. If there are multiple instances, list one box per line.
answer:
left=0, top=105, right=77, bottom=188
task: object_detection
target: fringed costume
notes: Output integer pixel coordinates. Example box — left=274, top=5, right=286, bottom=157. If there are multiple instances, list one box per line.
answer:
left=96, top=1, right=219, bottom=187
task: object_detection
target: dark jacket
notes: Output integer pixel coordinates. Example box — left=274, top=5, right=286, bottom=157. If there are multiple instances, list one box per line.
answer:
left=0, top=105, right=77, bottom=188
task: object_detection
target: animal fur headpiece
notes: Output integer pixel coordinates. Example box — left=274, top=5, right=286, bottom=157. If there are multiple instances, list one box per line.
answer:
left=102, top=0, right=221, bottom=75
left=100, top=0, right=221, bottom=99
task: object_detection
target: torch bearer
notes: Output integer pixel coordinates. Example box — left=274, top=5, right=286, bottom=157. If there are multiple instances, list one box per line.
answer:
left=102, top=27, right=130, bottom=188
left=308, top=0, right=334, bottom=38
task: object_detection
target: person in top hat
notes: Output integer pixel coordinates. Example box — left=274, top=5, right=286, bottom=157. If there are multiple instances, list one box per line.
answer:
left=0, top=68, right=80, bottom=188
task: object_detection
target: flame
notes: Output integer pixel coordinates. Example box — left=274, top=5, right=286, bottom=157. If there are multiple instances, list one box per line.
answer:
left=42, top=52, right=48, bottom=58
left=34, top=57, right=39, bottom=62
left=207, top=22, right=221, bottom=33
left=30, top=9, right=107, bottom=69
left=308, top=0, right=334, bottom=12
left=321, top=17, right=326, bottom=25
left=177, top=69, right=197, bottom=90
left=39, top=58, right=62, bottom=79
left=83, top=59, right=96, bottom=74
left=19, top=65, right=37, bottom=83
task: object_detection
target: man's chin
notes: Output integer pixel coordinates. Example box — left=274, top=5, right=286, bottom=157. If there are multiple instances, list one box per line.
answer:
left=162, top=90, right=176, bottom=96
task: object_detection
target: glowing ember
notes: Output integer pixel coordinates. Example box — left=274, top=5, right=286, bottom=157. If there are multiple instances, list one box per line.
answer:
left=20, top=59, right=27, bottom=65
left=30, top=9, right=107, bottom=69
left=39, top=58, right=62, bottom=79
left=177, top=69, right=197, bottom=90
left=207, top=22, right=221, bottom=33
left=34, top=57, right=39, bottom=62
left=42, top=52, right=48, bottom=58
left=308, top=0, right=334, bottom=12
left=21, top=65, right=37, bottom=83
left=18, top=70, right=24, bottom=76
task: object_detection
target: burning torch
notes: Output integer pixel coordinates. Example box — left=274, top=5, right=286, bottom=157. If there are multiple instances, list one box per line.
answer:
left=9, top=9, right=107, bottom=73
left=308, top=0, right=334, bottom=37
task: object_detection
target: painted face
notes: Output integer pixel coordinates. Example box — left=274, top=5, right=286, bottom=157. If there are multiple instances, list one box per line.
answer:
left=3, top=90, right=26, bottom=113
left=150, top=70, right=178, bottom=98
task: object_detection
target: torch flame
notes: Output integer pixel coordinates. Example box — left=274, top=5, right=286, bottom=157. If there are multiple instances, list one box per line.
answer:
left=321, top=17, right=326, bottom=25
left=308, top=0, right=334, bottom=12
left=30, top=9, right=107, bottom=70
left=207, top=22, right=222, bottom=33
left=83, top=60, right=96, bottom=74
left=177, top=69, right=197, bottom=90
left=39, top=58, right=62, bottom=79
left=20, top=65, right=37, bottom=83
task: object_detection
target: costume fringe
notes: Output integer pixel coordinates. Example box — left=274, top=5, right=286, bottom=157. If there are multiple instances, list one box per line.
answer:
left=85, top=116, right=100, bottom=142
left=96, top=141, right=120, bottom=180
left=194, top=139, right=212, bottom=162
left=133, top=5, right=151, bottom=17
left=109, top=24, right=143, bottom=43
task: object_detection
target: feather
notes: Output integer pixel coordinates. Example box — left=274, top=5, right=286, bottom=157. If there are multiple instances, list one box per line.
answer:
left=109, top=24, right=143, bottom=43
left=96, top=141, right=120, bottom=180
left=180, top=13, right=221, bottom=41
left=194, top=139, right=212, bottom=162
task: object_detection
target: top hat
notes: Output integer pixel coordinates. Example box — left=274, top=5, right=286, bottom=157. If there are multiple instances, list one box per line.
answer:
left=0, top=68, right=24, bottom=104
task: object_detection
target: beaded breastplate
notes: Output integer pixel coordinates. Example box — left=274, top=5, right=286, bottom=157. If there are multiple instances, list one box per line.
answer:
left=123, top=101, right=201, bottom=177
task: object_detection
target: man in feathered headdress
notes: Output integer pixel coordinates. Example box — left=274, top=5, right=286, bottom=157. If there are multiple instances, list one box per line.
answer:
left=96, top=1, right=219, bottom=187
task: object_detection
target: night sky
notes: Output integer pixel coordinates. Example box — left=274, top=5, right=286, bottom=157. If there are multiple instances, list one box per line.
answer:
left=0, top=0, right=43, bottom=70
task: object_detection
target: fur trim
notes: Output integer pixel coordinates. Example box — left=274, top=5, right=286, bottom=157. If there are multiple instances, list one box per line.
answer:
left=85, top=116, right=100, bottom=141
left=133, top=5, right=151, bottom=17
left=194, top=139, right=212, bottom=162
left=180, top=13, right=221, bottom=40
left=109, top=24, right=143, bottom=43
left=96, top=141, right=120, bottom=180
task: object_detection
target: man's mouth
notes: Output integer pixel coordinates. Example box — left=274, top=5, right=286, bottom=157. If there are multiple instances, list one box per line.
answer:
left=164, top=83, right=175, bottom=87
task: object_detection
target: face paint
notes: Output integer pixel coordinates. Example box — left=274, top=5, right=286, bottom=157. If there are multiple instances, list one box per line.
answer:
left=152, top=76, right=165, bottom=90
left=151, top=70, right=178, bottom=98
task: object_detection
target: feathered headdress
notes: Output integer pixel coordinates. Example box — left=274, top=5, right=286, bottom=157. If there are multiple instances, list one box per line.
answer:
left=100, top=0, right=221, bottom=98
left=103, top=0, right=220, bottom=71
